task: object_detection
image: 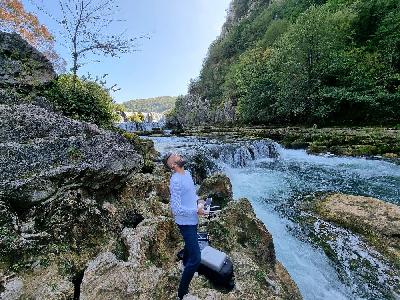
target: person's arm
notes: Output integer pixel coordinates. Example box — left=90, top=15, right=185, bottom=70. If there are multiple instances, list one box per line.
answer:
left=169, top=177, right=198, bottom=217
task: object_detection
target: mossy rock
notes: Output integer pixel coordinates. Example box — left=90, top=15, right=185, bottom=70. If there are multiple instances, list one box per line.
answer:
left=314, top=193, right=400, bottom=268
left=198, top=173, right=233, bottom=208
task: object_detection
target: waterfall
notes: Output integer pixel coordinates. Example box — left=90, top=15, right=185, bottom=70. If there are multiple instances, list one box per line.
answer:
left=209, top=139, right=280, bottom=167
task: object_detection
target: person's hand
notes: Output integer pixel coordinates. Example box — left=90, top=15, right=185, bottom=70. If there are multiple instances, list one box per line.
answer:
left=197, top=206, right=207, bottom=216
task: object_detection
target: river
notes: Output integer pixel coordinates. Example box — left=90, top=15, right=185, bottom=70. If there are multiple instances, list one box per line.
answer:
left=145, top=135, right=400, bottom=300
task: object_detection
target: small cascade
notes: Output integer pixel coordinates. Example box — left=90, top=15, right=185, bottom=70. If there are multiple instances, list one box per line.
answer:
left=116, top=120, right=166, bottom=132
left=209, top=139, right=280, bottom=167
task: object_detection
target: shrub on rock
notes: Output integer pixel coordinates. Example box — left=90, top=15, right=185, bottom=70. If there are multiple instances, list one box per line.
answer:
left=47, top=74, right=119, bottom=128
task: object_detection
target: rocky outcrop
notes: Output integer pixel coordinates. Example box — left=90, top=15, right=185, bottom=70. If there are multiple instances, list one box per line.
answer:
left=198, top=173, right=233, bottom=208
left=79, top=198, right=302, bottom=300
left=0, top=31, right=146, bottom=299
left=0, top=32, right=56, bottom=105
left=0, top=104, right=143, bottom=206
left=80, top=217, right=182, bottom=300
left=0, top=264, right=75, bottom=300
left=1, top=158, right=303, bottom=299
left=284, top=192, right=400, bottom=299
left=0, top=102, right=144, bottom=259
left=314, top=193, right=400, bottom=266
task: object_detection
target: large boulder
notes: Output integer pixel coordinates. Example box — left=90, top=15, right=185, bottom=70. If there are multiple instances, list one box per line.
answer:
left=0, top=32, right=56, bottom=105
left=0, top=103, right=144, bottom=277
left=0, top=104, right=143, bottom=207
left=314, top=193, right=400, bottom=266
left=80, top=217, right=182, bottom=300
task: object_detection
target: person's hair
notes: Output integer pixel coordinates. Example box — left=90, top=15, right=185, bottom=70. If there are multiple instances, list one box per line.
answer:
left=162, top=152, right=173, bottom=169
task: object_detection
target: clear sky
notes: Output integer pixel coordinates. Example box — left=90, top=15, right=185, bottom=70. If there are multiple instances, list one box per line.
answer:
left=23, top=0, right=231, bottom=102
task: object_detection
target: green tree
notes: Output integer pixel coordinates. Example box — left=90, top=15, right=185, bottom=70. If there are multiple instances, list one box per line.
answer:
left=128, top=112, right=145, bottom=123
left=270, top=4, right=355, bottom=123
left=224, top=48, right=276, bottom=124
left=47, top=74, right=119, bottom=128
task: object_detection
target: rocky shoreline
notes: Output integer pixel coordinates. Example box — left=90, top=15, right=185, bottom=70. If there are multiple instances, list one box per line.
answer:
left=164, top=125, right=400, bottom=160
left=1, top=160, right=303, bottom=299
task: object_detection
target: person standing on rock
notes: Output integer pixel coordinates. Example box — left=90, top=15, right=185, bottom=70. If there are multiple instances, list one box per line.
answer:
left=163, top=152, right=206, bottom=300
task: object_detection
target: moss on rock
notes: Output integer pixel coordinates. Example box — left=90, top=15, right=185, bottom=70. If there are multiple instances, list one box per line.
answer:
left=314, top=193, right=400, bottom=268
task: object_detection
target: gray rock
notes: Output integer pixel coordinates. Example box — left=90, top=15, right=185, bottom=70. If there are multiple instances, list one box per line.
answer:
left=0, top=265, right=74, bottom=300
left=0, top=32, right=56, bottom=105
left=0, top=104, right=143, bottom=207
left=0, top=276, right=23, bottom=300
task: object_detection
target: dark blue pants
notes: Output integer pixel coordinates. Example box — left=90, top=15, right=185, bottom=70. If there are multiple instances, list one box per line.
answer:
left=177, top=224, right=201, bottom=299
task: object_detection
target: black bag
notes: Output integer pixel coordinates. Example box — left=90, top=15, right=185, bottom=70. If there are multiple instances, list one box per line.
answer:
left=176, top=231, right=235, bottom=289
left=197, top=256, right=234, bottom=289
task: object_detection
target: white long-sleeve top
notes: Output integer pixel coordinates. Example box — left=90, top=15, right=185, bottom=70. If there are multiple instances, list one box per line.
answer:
left=169, top=169, right=199, bottom=225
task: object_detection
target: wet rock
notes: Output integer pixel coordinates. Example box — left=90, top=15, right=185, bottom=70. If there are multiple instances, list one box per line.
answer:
left=179, top=126, right=400, bottom=159
left=314, top=193, right=400, bottom=265
left=0, top=104, right=143, bottom=207
left=282, top=192, right=399, bottom=299
left=198, top=173, right=233, bottom=208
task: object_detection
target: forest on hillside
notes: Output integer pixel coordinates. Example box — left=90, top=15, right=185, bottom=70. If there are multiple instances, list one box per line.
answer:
left=177, top=0, right=400, bottom=126
left=122, top=96, right=177, bottom=113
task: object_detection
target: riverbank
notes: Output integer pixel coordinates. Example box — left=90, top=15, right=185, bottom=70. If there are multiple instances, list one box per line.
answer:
left=166, top=126, right=400, bottom=160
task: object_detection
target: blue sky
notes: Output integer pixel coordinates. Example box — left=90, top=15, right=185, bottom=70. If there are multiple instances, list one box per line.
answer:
left=23, top=0, right=231, bottom=102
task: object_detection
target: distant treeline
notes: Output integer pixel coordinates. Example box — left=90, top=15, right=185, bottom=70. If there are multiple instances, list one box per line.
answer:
left=122, top=96, right=177, bottom=113
left=186, top=0, right=400, bottom=126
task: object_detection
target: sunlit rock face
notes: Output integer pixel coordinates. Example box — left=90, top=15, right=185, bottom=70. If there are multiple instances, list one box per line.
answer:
left=314, top=193, right=400, bottom=266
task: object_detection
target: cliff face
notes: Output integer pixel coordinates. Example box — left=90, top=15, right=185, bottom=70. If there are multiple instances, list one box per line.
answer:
left=169, top=0, right=270, bottom=128
left=0, top=31, right=302, bottom=299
